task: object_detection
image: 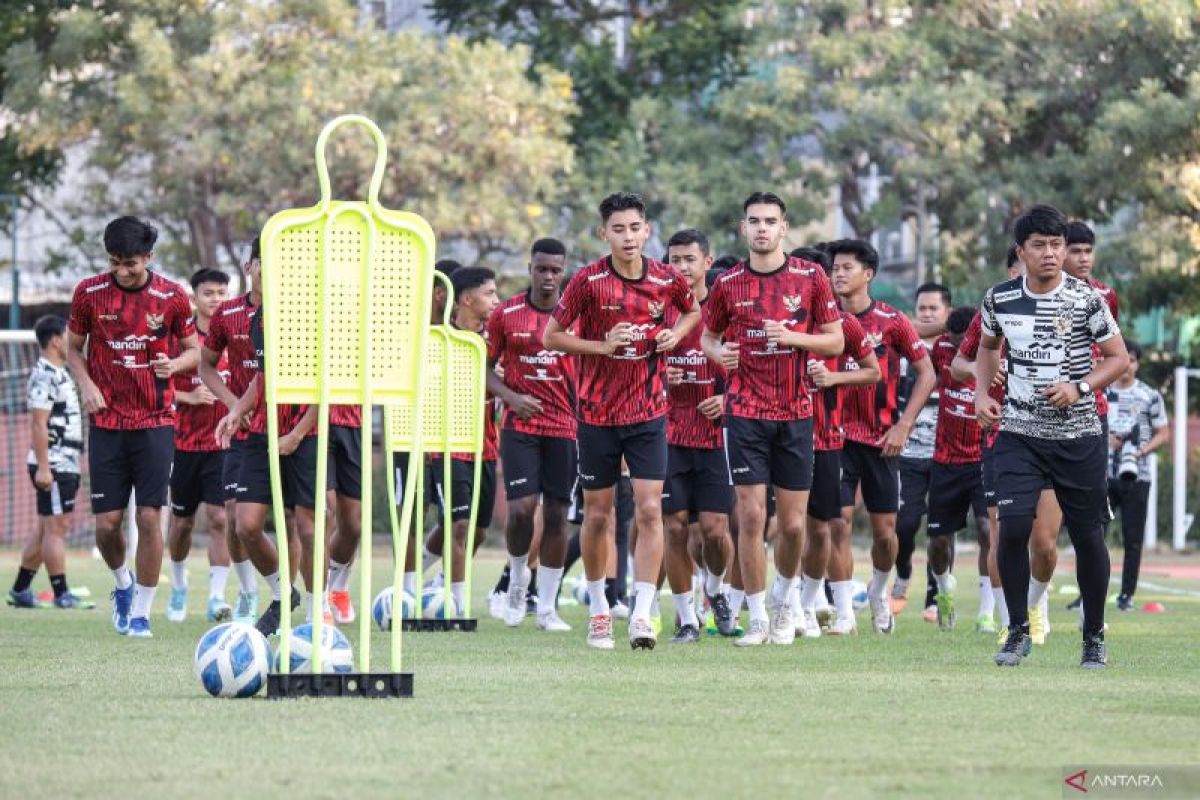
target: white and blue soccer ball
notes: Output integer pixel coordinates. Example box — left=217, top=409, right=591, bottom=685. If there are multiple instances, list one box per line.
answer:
left=851, top=580, right=870, bottom=611
left=421, top=585, right=460, bottom=619
left=274, top=623, right=353, bottom=673
left=193, top=622, right=271, bottom=698
left=372, top=586, right=416, bottom=631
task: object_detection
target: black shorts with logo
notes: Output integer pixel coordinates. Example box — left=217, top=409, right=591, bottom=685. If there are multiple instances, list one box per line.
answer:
left=431, top=457, right=497, bottom=526
left=577, top=417, right=668, bottom=490
left=897, top=456, right=931, bottom=524
left=808, top=449, right=843, bottom=522
left=993, top=431, right=1109, bottom=529
left=839, top=439, right=900, bottom=514
left=235, top=433, right=318, bottom=510
left=393, top=452, right=438, bottom=512
left=88, top=426, right=175, bottom=513
left=27, top=466, right=80, bottom=517
left=500, top=429, right=577, bottom=502
left=663, top=445, right=733, bottom=515
left=724, top=416, right=815, bottom=492
left=170, top=449, right=227, bottom=517
left=926, top=460, right=987, bottom=536
left=328, top=424, right=362, bottom=500
left=222, top=439, right=245, bottom=503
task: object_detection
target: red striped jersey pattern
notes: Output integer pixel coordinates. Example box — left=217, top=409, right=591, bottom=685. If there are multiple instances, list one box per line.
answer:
left=840, top=301, right=926, bottom=446
left=813, top=311, right=873, bottom=452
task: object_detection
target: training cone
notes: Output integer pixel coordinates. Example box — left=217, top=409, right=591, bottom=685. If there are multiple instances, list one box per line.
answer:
left=1142, top=601, right=1166, bottom=614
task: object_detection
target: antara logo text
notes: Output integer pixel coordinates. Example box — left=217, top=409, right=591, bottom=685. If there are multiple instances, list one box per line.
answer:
left=1064, top=768, right=1166, bottom=793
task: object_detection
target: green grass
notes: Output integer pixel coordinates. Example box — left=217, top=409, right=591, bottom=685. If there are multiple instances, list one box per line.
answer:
left=2, top=549, right=1199, bottom=799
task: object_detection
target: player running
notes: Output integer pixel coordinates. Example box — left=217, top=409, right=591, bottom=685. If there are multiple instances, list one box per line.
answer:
left=702, top=193, right=844, bottom=646
left=67, top=216, right=199, bottom=638
left=830, top=239, right=935, bottom=635
left=976, top=204, right=1127, bottom=669
left=544, top=191, right=700, bottom=650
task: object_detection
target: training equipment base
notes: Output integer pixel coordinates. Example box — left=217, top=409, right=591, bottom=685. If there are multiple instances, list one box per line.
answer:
left=401, top=617, right=478, bottom=632
left=267, top=672, right=413, bottom=699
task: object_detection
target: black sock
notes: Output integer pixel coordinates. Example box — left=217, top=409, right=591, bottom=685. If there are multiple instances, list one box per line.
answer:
left=12, top=567, right=36, bottom=594
left=494, top=564, right=510, bottom=594
left=895, top=518, right=919, bottom=581
left=924, top=560, right=938, bottom=607
left=824, top=580, right=835, bottom=605
left=49, top=574, right=69, bottom=598
left=1068, top=522, right=1111, bottom=637
left=526, top=568, right=538, bottom=596
left=604, top=577, right=618, bottom=607
left=998, top=515, right=1034, bottom=629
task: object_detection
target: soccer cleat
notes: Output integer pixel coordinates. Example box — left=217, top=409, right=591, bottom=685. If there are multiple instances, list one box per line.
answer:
left=815, top=604, right=835, bottom=629
left=889, top=582, right=909, bottom=616
left=111, top=584, right=134, bottom=634
left=586, top=613, right=615, bottom=650
left=768, top=602, right=796, bottom=645
left=535, top=609, right=571, bottom=632
left=734, top=618, right=769, bottom=647
left=921, top=604, right=937, bottom=623
left=704, top=609, right=718, bottom=636
left=827, top=617, right=857, bottom=636
left=256, top=601, right=282, bottom=637
left=935, top=576, right=957, bottom=631
left=1065, top=596, right=1082, bottom=611
left=1028, top=605, right=1046, bottom=645
left=709, top=592, right=738, bottom=637
left=1080, top=632, right=1107, bottom=669
left=329, top=590, right=355, bottom=624
left=127, top=617, right=153, bottom=638
left=526, top=591, right=539, bottom=615
left=53, top=592, right=95, bottom=610
left=487, top=591, right=506, bottom=620
left=166, top=588, right=188, bottom=622
left=6, top=588, right=38, bottom=609
left=975, top=612, right=997, bottom=634
left=206, top=597, right=232, bottom=623
left=504, top=584, right=529, bottom=627
left=233, top=591, right=258, bottom=624
left=611, top=601, right=631, bottom=620
left=670, top=623, right=701, bottom=644
left=1116, top=594, right=1134, bottom=612
left=798, top=607, right=822, bottom=639
left=996, top=624, right=1008, bottom=647
left=994, top=625, right=1032, bottom=666
left=629, top=616, right=657, bottom=650
left=870, top=594, right=895, bottom=634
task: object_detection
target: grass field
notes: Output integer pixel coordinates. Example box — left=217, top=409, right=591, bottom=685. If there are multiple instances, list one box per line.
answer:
left=2, top=548, right=1199, bottom=799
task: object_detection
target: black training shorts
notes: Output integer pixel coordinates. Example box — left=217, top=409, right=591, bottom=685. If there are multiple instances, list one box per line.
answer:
left=839, top=439, right=899, bottom=514
left=88, top=426, right=174, bottom=513
left=170, top=449, right=227, bottom=517
left=723, top=415, right=814, bottom=491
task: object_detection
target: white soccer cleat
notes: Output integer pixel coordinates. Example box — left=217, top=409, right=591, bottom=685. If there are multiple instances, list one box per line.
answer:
left=611, top=600, right=630, bottom=620
left=870, top=594, right=895, bottom=634
left=536, top=609, right=571, bottom=632
left=734, top=618, right=769, bottom=647
left=503, top=584, right=528, bottom=628
left=798, top=607, right=822, bottom=639
left=827, top=617, right=858, bottom=636
left=487, top=591, right=506, bottom=621
left=628, top=616, right=657, bottom=650
left=586, top=613, right=615, bottom=650
left=768, top=602, right=796, bottom=645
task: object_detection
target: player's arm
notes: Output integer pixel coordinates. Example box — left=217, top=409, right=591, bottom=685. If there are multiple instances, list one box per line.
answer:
left=153, top=332, right=200, bottom=379
left=701, top=326, right=739, bottom=371
left=655, top=300, right=701, bottom=353
left=1043, top=335, right=1129, bottom=409
left=487, top=358, right=541, bottom=420
left=974, top=334, right=1003, bottom=428
left=66, top=330, right=106, bottom=414
left=215, top=375, right=260, bottom=448
left=767, top=319, right=844, bottom=357
left=29, top=408, right=53, bottom=490
left=812, top=351, right=881, bottom=388
left=543, top=316, right=625, bottom=357
left=198, top=346, right=237, bottom=408
left=913, top=319, right=946, bottom=339
left=278, top=405, right=317, bottom=456
left=878, top=353, right=934, bottom=456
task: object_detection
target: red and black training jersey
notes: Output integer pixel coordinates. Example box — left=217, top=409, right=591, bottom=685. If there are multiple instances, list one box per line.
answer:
left=840, top=300, right=926, bottom=446
left=704, top=257, right=841, bottom=422
left=552, top=256, right=696, bottom=427
left=206, top=294, right=259, bottom=442
left=486, top=291, right=577, bottom=440
left=331, top=405, right=361, bottom=429
left=664, top=297, right=724, bottom=450
left=931, top=335, right=982, bottom=464
left=246, top=305, right=312, bottom=438
left=958, top=311, right=1007, bottom=448
left=813, top=311, right=873, bottom=452
left=172, top=326, right=228, bottom=452
left=68, top=271, right=196, bottom=430
left=1088, top=277, right=1120, bottom=419
left=453, top=324, right=499, bottom=463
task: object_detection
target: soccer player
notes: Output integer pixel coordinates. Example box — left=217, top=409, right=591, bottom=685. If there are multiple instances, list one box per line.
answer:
left=893, top=282, right=951, bottom=621
left=660, top=229, right=736, bottom=642
left=166, top=269, right=236, bottom=623
left=67, top=217, right=199, bottom=637
left=1105, top=340, right=1169, bottom=611
left=543, top=191, right=700, bottom=650
left=830, top=239, right=935, bottom=635
left=924, top=305, right=989, bottom=631
left=7, top=316, right=91, bottom=610
left=976, top=204, right=1127, bottom=669
left=325, top=404, right=364, bottom=624
left=486, top=240, right=577, bottom=631
left=701, top=192, right=844, bottom=646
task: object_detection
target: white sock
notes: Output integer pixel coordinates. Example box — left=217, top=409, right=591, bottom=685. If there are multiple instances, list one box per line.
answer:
left=170, top=559, right=188, bottom=590
left=978, top=578, right=995, bottom=617
left=112, top=567, right=133, bottom=590
left=789, top=585, right=802, bottom=614
left=450, top=582, right=465, bottom=615
left=770, top=573, right=798, bottom=607
left=403, top=571, right=416, bottom=597
left=705, top=569, right=724, bottom=597
left=132, top=584, right=156, bottom=619
left=830, top=580, right=854, bottom=621
left=800, top=574, right=823, bottom=611
left=633, top=581, right=656, bottom=621
left=209, top=565, right=229, bottom=600
left=934, top=570, right=953, bottom=594
left=304, top=592, right=315, bottom=621
left=869, top=567, right=890, bottom=600
left=1028, top=577, right=1050, bottom=609
left=675, top=592, right=699, bottom=627
left=814, top=578, right=832, bottom=611
left=328, top=560, right=351, bottom=592
left=993, top=583, right=1009, bottom=627
left=650, top=593, right=661, bottom=618
left=893, top=576, right=910, bottom=595
left=587, top=579, right=609, bottom=616
left=537, top=566, right=564, bottom=614
left=1040, top=591, right=1051, bottom=631
left=265, top=572, right=282, bottom=602
left=508, top=553, right=530, bottom=591
left=422, top=547, right=439, bottom=572
left=729, top=588, right=745, bottom=614
left=233, top=560, right=257, bottom=593
left=746, top=591, right=768, bottom=624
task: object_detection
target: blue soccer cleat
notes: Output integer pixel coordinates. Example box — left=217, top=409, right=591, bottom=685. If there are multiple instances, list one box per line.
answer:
left=7, top=588, right=38, bottom=608
left=233, top=591, right=258, bottom=624
left=53, top=592, right=95, bottom=609
left=206, top=597, right=232, bottom=623
left=127, top=616, right=153, bottom=638
left=111, top=584, right=134, bottom=634
left=166, top=587, right=188, bottom=623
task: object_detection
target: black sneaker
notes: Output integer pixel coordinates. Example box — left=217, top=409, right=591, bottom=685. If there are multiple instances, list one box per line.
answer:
left=290, top=586, right=301, bottom=610
left=1081, top=632, right=1107, bottom=669
left=670, top=623, right=700, bottom=644
left=255, top=600, right=281, bottom=637
left=1116, top=594, right=1134, bottom=611
left=1066, top=596, right=1082, bottom=611
left=994, top=624, right=1032, bottom=667
left=710, top=592, right=737, bottom=637
left=526, top=591, right=538, bottom=615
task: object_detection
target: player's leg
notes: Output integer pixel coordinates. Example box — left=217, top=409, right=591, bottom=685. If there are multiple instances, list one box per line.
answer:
left=42, top=477, right=87, bottom=608
left=224, top=441, right=258, bottom=623
left=1115, top=478, right=1149, bottom=609
left=764, top=415, right=816, bottom=644
left=695, top=441, right=735, bottom=634
left=662, top=445, right=699, bottom=641
left=621, top=418, right=669, bottom=649
left=166, top=449, right=201, bottom=622
left=121, top=427, right=174, bottom=636
left=724, top=416, right=775, bottom=646
left=203, top=500, right=232, bottom=621
left=966, top=469, right=994, bottom=633
left=500, top=429, right=541, bottom=626
left=1027, top=488, right=1062, bottom=644
left=327, top=426, right=362, bottom=624
left=89, top=427, right=137, bottom=633
left=892, top=457, right=925, bottom=615
left=610, top=473, right=633, bottom=613
left=800, top=449, right=840, bottom=637
left=854, top=441, right=901, bottom=634
left=827, top=449, right=861, bottom=634
left=926, top=463, right=971, bottom=631
left=8, top=511, right=44, bottom=608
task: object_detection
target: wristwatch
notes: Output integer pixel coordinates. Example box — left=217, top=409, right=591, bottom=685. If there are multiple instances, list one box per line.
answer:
left=1077, top=380, right=1093, bottom=396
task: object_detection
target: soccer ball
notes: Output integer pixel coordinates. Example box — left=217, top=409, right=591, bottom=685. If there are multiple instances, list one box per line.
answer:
left=274, top=623, right=353, bottom=673
left=193, top=622, right=270, bottom=698
left=851, top=580, right=869, bottom=611
left=570, top=576, right=589, bottom=606
left=421, top=585, right=459, bottom=619
left=372, top=586, right=416, bottom=631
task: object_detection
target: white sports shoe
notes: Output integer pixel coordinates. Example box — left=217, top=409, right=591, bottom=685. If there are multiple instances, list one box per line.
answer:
left=827, top=617, right=858, bottom=636
left=536, top=609, right=571, bottom=632
left=628, top=616, right=657, bottom=650
left=870, top=594, right=895, bottom=634
left=798, top=607, right=822, bottom=639
left=586, top=614, right=614, bottom=650
left=487, top=591, right=506, bottom=620
left=611, top=600, right=631, bottom=620
left=735, top=618, right=769, bottom=647
left=768, top=602, right=796, bottom=645
left=503, top=584, right=528, bottom=627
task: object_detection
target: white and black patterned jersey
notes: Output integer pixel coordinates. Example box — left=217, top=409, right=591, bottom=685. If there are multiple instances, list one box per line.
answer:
left=26, top=357, right=83, bottom=473
left=980, top=274, right=1119, bottom=440
left=1106, top=379, right=1168, bottom=481
left=899, top=355, right=939, bottom=461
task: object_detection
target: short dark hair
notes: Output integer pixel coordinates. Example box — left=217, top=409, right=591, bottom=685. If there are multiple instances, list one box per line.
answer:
left=190, top=269, right=230, bottom=291
left=1013, top=204, right=1068, bottom=246
left=1066, top=221, right=1096, bottom=247
left=531, top=238, right=566, bottom=258
left=915, top=282, right=951, bottom=307
left=790, top=247, right=830, bottom=271
left=710, top=255, right=739, bottom=273
left=948, top=305, right=976, bottom=336
left=34, top=315, right=66, bottom=349
left=249, top=236, right=261, bottom=262
left=104, top=216, right=157, bottom=258
left=1124, top=338, right=1142, bottom=361
left=667, top=228, right=710, bottom=256
left=742, top=191, right=786, bottom=216
left=451, top=266, right=495, bottom=299
left=598, top=192, right=646, bottom=223
left=827, top=239, right=879, bottom=273
left=1005, top=244, right=1020, bottom=270
left=435, top=259, right=462, bottom=277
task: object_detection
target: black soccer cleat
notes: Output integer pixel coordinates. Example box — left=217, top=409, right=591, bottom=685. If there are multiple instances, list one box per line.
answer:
left=1080, top=632, right=1108, bottom=670
left=1116, top=594, right=1134, bottom=612
left=255, top=600, right=281, bottom=637
left=670, top=624, right=701, bottom=644
left=1065, top=596, right=1082, bottom=611
left=710, top=592, right=738, bottom=637
left=994, top=624, right=1032, bottom=667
